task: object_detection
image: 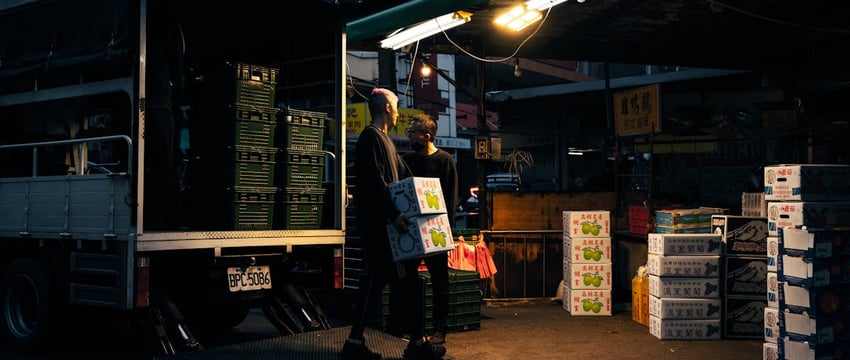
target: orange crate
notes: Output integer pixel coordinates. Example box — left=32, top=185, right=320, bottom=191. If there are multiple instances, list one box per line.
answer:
left=628, top=206, right=649, bottom=235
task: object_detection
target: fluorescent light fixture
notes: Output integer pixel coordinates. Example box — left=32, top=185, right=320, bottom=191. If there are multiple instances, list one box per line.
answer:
left=525, top=0, right=568, bottom=11
left=380, top=11, right=472, bottom=50
left=494, top=5, right=542, bottom=32
left=568, top=151, right=584, bottom=156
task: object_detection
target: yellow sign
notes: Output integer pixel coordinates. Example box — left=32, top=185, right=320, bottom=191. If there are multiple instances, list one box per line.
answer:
left=345, top=103, right=423, bottom=136
left=613, top=84, right=661, bottom=136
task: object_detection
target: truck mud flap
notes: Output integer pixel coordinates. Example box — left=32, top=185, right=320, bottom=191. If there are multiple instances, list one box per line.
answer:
left=145, top=294, right=202, bottom=356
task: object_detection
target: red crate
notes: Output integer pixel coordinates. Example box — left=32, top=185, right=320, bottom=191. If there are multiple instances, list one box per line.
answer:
left=628, top=206, right=649, bottom=235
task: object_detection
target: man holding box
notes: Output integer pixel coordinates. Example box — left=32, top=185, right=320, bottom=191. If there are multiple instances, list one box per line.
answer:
left=342, top=89, right=445, bottom=360
left=396, top=114, right=458, bottom=349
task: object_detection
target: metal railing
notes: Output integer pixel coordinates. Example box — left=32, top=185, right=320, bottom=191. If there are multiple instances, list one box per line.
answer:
left=0, top=135, right=133, bottom=177
left=480, top=229, right=563, bottom=300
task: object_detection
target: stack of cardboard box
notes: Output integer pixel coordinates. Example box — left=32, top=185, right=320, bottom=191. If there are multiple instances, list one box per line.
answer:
left=646, top=233, right=723, bottom=340
left=561, top=211, right=613, bottom=316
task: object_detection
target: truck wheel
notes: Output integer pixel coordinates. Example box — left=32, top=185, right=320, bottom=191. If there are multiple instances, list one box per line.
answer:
left=0, top=258, right=58, bottom=350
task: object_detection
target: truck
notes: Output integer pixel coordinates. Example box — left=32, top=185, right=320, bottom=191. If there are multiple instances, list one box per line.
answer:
left=0, top=0, right=352, bottom=354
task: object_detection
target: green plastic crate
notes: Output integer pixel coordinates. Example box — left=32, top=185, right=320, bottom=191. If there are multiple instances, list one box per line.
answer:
left=278, top=149, right=325, bottom=188
left=279, top=108, right=325, bottom=151
left=229, top=145, right=277, bottom=187
left=230, top=186, right=276, bottom=230
left=231, top=63, right=278, bottom=108
left=277, top=187, right=325, bottom=229
left=232, top=104, right=278, bottom=147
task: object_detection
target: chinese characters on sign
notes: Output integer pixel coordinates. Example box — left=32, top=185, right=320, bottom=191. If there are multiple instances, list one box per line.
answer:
left=614, top=84, right=661, bottom=136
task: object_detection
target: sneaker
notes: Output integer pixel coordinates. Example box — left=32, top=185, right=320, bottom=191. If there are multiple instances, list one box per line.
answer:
left=429, top=331, right=446, bottom=345
left=340, top=340, right=382, bottom=360
left=403, top=339, right=446, bottom=360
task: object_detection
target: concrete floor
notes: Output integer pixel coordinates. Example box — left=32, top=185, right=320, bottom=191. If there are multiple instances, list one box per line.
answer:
left=441, top=299, right=763, bottom=360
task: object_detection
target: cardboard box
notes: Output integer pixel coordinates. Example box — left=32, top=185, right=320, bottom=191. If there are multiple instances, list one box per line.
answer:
left=724, top=256, right=767, bottom=297
left=766, top=271, right=779, bottom=308
left=562, top=211, right=611, bottom=238
left=767, top=236, right=779, bottom=272
left=563, top=260, right=613, bottom=290
left=780, top=226, right=850, bottom=258
left=389, top=177, right=447, bottom=218
left=763, top=342, right=779, bottom=360
left=632, top=272, right=649, bottom=326
left=778, top=254, right=848, bottom=287
left=654, top=207, right=723, bottom=225
left=767, top=201, right=850, bottom=236
left=565, top=236, right=612, bottom=263
left=764, top=306, right=779, bottom=343
left=646, top=254, right=721, bottom=278
left=386, top=213, right=454, bottom=262
left=764, top=164, right=850, bottom=201
left=647, top=233, right=722, bottom=255
left=711, top=215, right=768, bottom=256
left=564, top=287, right=612, bottom=316
left=782, top=282, right=850, bottom=317
left=783, top=337, right=850, bottom=360
left=653, top=224, right=712, bottom=234
left=723, top=296, right=766, bottom=339
left=649, top=316, right=721, bottom=340
left=648, top=275, right=720, bottom=299
left=648, top=295, right=721, bottom=319
left=781, top=310, right=850, bottom=344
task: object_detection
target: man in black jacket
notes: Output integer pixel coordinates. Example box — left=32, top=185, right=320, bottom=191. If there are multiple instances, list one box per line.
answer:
left=398, top=113, right=458, bottom=350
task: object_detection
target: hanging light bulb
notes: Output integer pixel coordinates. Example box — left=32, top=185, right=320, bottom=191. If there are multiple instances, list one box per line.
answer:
left=420, top=62, right=432, bottom=76
left=513, top=59, right=522, bottom=77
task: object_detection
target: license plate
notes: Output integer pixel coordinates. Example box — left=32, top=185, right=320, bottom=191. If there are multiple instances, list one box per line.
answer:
left=227, top=266, right=272, bottom=292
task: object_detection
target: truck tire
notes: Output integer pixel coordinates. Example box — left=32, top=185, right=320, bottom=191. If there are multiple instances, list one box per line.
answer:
left=0, top=258, right=59, bottom=350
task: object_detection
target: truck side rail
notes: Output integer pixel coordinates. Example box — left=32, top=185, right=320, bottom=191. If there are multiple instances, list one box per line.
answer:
left=0, top=135, right=133, bottom=177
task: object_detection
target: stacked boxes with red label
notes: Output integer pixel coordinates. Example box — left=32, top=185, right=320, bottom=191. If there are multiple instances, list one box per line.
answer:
left=762, top=164, right=850, bottom=360
left=386, top=177, right=455, bottom=262
left=712, top=215, right=769, bottom=339
left=646, top=233, right=723, bottom=340
left=561, top=211, right=613, bottom=316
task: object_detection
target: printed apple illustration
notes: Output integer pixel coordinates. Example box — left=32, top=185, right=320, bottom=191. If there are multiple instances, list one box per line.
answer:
left=590, top=225, right=600, bottom=236
left=591, top=301, right=602, bottom=313
left=424, top=191, right=440, bottom=210
left=581, top=223, right=592, bottom=234
left=592, top=275, right=602, bottom=287
left=430, top=229, right=447, bottom=247
left=583, top=247, right=594, bottom=260
left=592, top=249, right=602, bottom=261
left=583, top=274, right=593, bottom=286
left=582, top=299, right=593, bottom=312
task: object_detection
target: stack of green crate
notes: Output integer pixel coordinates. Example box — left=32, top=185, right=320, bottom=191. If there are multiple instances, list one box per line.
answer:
left=225, top=63, right=279, bottom=230
left=275, top=108, right=327, bottom=229
left=381, top=269, right=482, bottom=335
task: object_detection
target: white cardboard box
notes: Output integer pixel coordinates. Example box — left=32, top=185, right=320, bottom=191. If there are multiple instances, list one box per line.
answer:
left=766, top=271, right=779, bottom=308
left=562, top=211, right=611, bottom=238
left=764, top=164, right=850, bottom=201
left=649, top=316, right=721, bottom=340
left=766, top=201, right=850, bottom=236
left=763, top=307, right=779, bottom=343
left=564, top=236, right=612, bottom=264
left=386, top=213, right=454, bottom=262
left=648, top=295, right=721, bottom=319
left=563, top=260, right=612, bottom=290
left=389, top=177, right=448, bottom=218
left=646, top=254, right=721, bottom=278
left=563, top=287, right=612, bottom=316
left=767, top=236, right=779, bottom=272
left=647, top=233, right=722, bottom=255
left=648, top=275, right=720, bottom=299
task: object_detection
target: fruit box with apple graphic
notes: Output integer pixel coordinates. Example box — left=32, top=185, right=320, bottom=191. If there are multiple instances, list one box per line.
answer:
left=647, top=254, right=721, bottom=278
left=648, top=275, right=720, bottom=299
left=562, top=287, right=612, bottom=316
left=562, top=260, right=612, bottom=290
left=647, top=233, right=722, bottom=256
left=386, top=213, right=455, bottom=262
left=564, top=236, right=612, bottom=264
left=389, top=177, right=448, bottom=218
left=562, top=210, right=610, bottom=238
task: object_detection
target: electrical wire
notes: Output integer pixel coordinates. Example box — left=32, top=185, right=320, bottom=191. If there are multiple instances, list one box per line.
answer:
left=442, top=5, right=554, bottom=64
left=402, top=40, right=421, bottom=98
left=706, top=0, right=850, bottom=34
